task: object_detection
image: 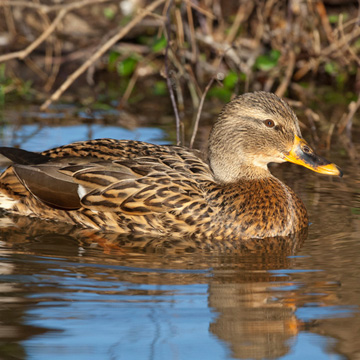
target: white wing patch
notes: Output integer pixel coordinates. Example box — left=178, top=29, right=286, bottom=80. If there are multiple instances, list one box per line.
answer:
left=77, top=185, right=88, bottom=200
left=0, top=193, right=19, bottom=210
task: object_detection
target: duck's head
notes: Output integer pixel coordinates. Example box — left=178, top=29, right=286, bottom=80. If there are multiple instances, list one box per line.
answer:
left=208, top=91, right=342, bottom=182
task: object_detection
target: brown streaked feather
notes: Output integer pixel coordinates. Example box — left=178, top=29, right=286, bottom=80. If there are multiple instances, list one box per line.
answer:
left=0, top=167, right=29, bottom=196
left=81, top=177, right=199, bottom=215
left=1, top=145, right=209, bottom=218
left=65, top=157, right=205, bottom=215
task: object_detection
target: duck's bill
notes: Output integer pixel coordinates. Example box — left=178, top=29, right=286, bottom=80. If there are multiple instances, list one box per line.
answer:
left=284, top=135, right=343, bottom=177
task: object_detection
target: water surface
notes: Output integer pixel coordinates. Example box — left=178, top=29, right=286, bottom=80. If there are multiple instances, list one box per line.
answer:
left=0, top=108, right=359, bottom=360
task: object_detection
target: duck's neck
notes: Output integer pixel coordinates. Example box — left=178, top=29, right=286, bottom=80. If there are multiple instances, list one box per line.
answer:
left=211, top=161, right=273, bottom=182
left=208, top=143, right=275, bottom=182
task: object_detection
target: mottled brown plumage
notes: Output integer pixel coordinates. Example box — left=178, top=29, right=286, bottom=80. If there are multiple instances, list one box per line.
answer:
left=0, top=92, right=342, bottom=242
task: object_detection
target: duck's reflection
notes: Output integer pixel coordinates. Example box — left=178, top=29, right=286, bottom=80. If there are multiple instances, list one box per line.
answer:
left=203, top=230, right=306, bottom=359
left=0, top=215, right=334, bottom=359
left=0, top=212, right=307, bottom=255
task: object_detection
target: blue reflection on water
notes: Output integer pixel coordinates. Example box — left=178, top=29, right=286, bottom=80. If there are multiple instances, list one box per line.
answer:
left=9, top=253, right=352, bottom=360
left=22, top=280, right=228, bottom=360
left=0, top=124, right=166, bottom=151
left=296, top=305, right=356, bottom=321
left=281, top=333, right=344, bottom=360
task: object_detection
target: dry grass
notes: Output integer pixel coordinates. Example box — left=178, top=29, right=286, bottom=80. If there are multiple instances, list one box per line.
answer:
left=0, top=0, right=359, bottom=155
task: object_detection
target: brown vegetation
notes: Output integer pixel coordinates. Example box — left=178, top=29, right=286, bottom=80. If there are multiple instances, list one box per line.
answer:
left=0, top=0, right=359, bottom=155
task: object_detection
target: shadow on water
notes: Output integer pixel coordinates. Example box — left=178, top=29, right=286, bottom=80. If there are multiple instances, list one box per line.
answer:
left=0, top=106, right=359, bottom=359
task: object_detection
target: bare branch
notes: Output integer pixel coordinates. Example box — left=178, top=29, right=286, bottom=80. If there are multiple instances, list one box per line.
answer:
left=164, top=0, right=181, bottom=145
left=275, top=50, right=295, bottom=97
left=337, top=93, right=360, bottom=136
left=189, top=77, right=215, bottom=149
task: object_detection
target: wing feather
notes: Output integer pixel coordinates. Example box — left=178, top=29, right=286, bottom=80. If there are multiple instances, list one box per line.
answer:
left=79, top=162, right=202, bottom=215
left=1, top=142, right=213, bottom=216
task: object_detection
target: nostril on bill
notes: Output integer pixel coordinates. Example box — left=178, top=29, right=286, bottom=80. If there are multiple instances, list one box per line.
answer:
left=302, top=145, right=311, bottom=154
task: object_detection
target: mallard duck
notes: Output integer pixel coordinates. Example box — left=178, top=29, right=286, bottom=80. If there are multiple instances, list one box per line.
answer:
left=0, top=92, right=342, bottom=241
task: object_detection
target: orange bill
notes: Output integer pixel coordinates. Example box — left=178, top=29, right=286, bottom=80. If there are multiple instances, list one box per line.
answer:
left=284, top=135, right=343, bottom=177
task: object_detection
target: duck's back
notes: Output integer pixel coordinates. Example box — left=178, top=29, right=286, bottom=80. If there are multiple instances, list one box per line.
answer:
left=42, top=139, right=208, bottom=168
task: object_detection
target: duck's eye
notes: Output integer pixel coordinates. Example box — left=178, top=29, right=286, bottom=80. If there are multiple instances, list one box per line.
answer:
left=264, top=119, right=275, bottom=128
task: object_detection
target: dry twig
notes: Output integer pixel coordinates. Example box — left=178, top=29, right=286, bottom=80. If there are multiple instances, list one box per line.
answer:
left=337, top=93, right=360, bottom=136
left=189, top=76, right=215, bottom=149
left=164, top=0, right=181, bottom=145
left=275, top=50, right=295, bottom=97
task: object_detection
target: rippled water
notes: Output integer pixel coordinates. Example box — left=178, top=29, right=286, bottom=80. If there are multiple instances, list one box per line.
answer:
left=0, top=111, right=359, bottom=360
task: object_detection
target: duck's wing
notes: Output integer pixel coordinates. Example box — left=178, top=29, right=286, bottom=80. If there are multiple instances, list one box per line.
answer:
left=1, top=145, right=213, bottom=215
left=70, top=158, right=206, bottom=215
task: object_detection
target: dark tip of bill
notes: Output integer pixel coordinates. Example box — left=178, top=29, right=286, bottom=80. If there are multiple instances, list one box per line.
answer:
left=337, top=165, right=344, bottom=178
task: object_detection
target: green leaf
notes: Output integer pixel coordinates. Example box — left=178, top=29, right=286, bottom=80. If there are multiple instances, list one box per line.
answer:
left=329, top=13, right=349, bottom=24
left=119, top=15, right=132, bottom=26
left=153, top=81, right=167, bottom=95
left=336, top=72, right=347, bottom=90
left=103, top=7, right=116, bottom=20
left=20, top=80, right=32, bottom=96
left=239, top=73, right=247, bottom=82
left=138, top=35, right=152, bottom=45
left=92, top=102, right=114, bottom=111
left=0, top=85, right=5, bottom=107
left=255, top=50, right=281, bottom=71
left=152, top=36, right=167, bottom=53
left=208, top=87, right=232, bottom=102
left=299, top=82, right=310, bottom=89
left=0, top=63, right=5, bottom=83
left=328, top=14, right=339, bottom=24
left=108, top=51, right=120, bottom=71
left=223, top=71, right=238, bottom=89
left=255, top=56, right=275, bottom=71
left=117, top=57, right=137, bottom=77
left=270, top=49, right=281, bottom=60
left=325, top=61, right=337, bottom=75
left=351, top=208, right=360, bottom=215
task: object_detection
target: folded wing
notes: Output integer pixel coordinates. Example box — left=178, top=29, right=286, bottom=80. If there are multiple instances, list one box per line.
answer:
left=1, top=144, right=213, bottom=216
